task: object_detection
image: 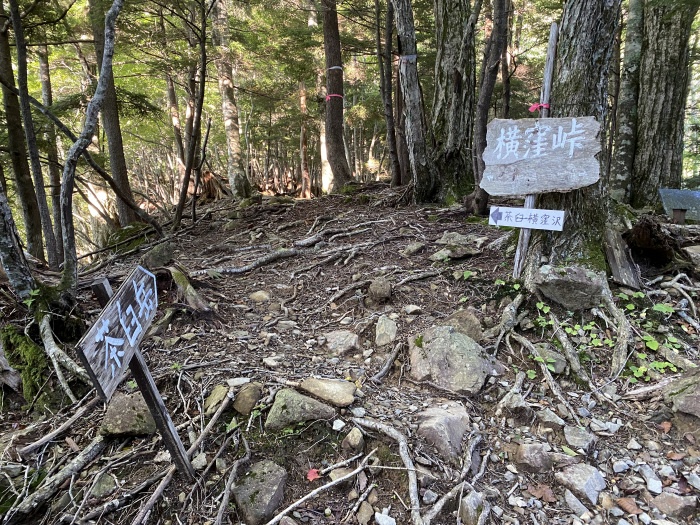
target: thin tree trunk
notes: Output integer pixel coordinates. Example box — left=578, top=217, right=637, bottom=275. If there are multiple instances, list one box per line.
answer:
left=395, top=58, right=411, bottom=186
left=0, top=178, right=35, bottom=300
left=300, top=82, right=312, bottom=198
left=8, top=0, right=58, bottom=269
left=500, top=0, right=513, bottom=118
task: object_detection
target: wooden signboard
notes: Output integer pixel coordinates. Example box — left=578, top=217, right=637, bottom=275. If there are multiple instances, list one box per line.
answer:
left=481, top=116, right=601, bottom=196
left=77, top=266, right=157, bottom=401
left=489, top=206, right=566, bottom=231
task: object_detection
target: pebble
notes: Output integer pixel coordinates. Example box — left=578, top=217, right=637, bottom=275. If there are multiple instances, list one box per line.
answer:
left=351, top=407, right=366, bottom=418
left=612, top=461, right=629, bottom=473
left=627, top=438, right=642, bottom=450
left=422, top=489, right=438, bottom=504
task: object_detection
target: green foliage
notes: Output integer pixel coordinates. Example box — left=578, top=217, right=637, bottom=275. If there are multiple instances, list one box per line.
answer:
left=414, top=335, right=424, bottom=348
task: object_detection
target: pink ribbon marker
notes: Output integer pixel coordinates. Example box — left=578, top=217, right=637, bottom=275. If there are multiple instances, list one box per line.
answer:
left=528, top=102, right=550, bottom=112
left=326, top=94, right=344, bottom=101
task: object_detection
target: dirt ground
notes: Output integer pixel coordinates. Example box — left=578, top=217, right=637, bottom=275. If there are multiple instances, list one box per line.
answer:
left=1, top=185, right=699, bottom=525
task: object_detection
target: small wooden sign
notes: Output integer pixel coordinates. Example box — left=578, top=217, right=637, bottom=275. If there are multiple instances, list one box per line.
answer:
left=481, top=116, right=601, bottom=196
left=489, top=206, right=566, bottom=231
left=76, top=265, right=157, bottom=401
left=659, top=188, right=700, bottom=222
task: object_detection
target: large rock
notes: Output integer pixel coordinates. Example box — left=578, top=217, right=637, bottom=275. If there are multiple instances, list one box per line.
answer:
left=265, top=389, right=336, bottom=431
left=554, top=464, right=606, bottom=505
left=233, top=382, right=264, bottom=415
left=444, top=308, right=484, bottom=342
left=514, top=443, right=554, bottom=472
left=323, top=330, right=360, bottom=355
left=416, top=402, right=470, bottom=464
left=100, top=392, right=156, bottom=436
left=664, top=369, right=700, bottom=418
left=375, top=315, right=398, bottom=347
left=299, top=378, right=356, bottom=407
left=368, top=279, right=392, bottom=302
left=409, top=326, right=505, bottom=394
left=140, top=241, right=174, bottom=268
left=534, top=265, right=606, bottom=311
left=652, top=492, right=697, bottom=519
left=233, top=460, right=287, bottom=525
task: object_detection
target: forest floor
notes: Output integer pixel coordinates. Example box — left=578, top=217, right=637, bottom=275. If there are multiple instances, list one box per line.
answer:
left=1, top=183, right=700, bottom=525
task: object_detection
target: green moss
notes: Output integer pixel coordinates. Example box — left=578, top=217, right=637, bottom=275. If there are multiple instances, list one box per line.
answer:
left=0, top=325, right=49, bottom=407
left=581, top=239, right=608, bottom=273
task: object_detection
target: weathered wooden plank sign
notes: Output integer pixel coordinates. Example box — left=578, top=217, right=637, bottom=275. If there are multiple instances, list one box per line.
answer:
left=481, top=116, right=601, bottom=196
left=489, top=206, right=566, bottom=231
left=77, top=265, right=157, bottom=401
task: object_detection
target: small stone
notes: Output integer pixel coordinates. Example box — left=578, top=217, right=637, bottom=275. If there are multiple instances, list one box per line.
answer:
left=233, top=382, right=264, bottom=416
left=686, top=473, right=700, bottom=490
left=565, top=489, right=589, bottom=517
left=638, top=464, right=663, bottom=495
left=652, top=492, right=698, bottom=519
left=627, top=438, right=642, bottom=450
left=375, top=315, right=398, bottom=347
left=328, top=467, right=355, bottom=487
left=404, top=305, right=422, bottom=315
left=204, top=384, right=230, bottom=416
left=374, top=511, right=396, bottom=525
left=323, top=330, right=360, bottom=355
left=368, top=279, right=392, bottom=302
left=191, top=452, right=208, bottom=471
left=350, top=407, right=366, bottom=418
left=356, top=501, right=373, bottom=525
left=227, top=377, right=251, bottom=387
left=555, top=464, right=606, bottom=505
left=514, top=443, right=553, bottom=472
left=249, top=290, right=271, bottom=303
left=565, top=426, right=596, bottom=451
left=341, top=428, right=365, bottom=453
left=423, top=489, right=439, bottom=504
left=332, top=419, right=346, bottom=431
left=100, top=392, right=156, bottom=437
left=612, top=461, right=629, bottom=473
left=536, top=408, right=566, bottom=430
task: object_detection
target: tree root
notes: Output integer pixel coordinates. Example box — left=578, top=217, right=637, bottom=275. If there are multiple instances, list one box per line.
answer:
left=214, top=435, right=250, bottom=525
left=601, top=286, right=632, bottom=377
left=484, top=293, right=523, bottom=355
left=191, top=248, right=299, bottom=276
left=370, top=342, right=404, bottom=383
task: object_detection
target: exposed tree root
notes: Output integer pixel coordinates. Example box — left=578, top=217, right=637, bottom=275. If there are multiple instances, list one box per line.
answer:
left=484, top=293, right=524, bottom=355
left=370, top=341, right=404, bottom=383
left=214, top=435, right=250, bottom=525
left=192, top=248, right=299, bottom=276
left=601, top=286, right=633, bottom=377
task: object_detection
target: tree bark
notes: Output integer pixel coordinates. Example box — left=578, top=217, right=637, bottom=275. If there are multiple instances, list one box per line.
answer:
left=630, top=1, right=698, bottom=207
left=299, top=81, right=312, bottom=198
left=8, top=0, right=59, bottom=269
left=212, top=0, right=252, bottom=199
left=322, top=0, right=353, bottom=192
left=377, top=0, right=401, bottom=187
left=610, top=0, right=642, bottom=202
left=0, top=179, right=35, bottom=300
left=88, top=0, right=137, bottom=227
left=0, top=2, right=43, bottom=261
left=393, top=0, right=438, bottom=202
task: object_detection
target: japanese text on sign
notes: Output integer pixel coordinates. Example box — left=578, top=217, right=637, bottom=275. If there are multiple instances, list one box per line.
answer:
left=489, top=206, right=566, bottom=232
left=76, top=266, right=158, bottom=401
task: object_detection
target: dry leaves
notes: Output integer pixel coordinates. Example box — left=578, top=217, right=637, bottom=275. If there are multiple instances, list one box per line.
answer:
left=616, top=497, right=643, bottom=515
left=528, top=483, right=556, bottom=503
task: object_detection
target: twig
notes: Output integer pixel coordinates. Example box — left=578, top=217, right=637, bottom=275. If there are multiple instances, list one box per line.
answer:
left=319, top=452, right=365, bottom=475
left=39, top=316, right=90, bottom=383
left=342, top=483, right=377, bottom=523
left=422, top=481, right=473, bottom=525
left=459, top=433, right=482, bottom=481
left=370, top=342, right=404, bottom=383
left=214, top=435, right=250, bottom=525
left=676, top=299, right=700, bottom=332
left=265, top=449, right=377, bottom=525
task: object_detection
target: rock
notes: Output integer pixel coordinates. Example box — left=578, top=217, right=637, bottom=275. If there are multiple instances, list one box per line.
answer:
left=89, top=472, right=117, bottom=499
left=342, top=428, right=365, bottom=453
left=536, top=408, right=566, bottom=431
left=564, top=426, right=596, bottom=451
left=328, top=467, right=355, bottom=487
left=514, top=443, right=553, bottom=472
left=555, top=464, right=606, bottom=505
left=627, top=438, right=642, bottom=450
left=357, top=501, right=374, bottom=525
left=402, top=242, right=426, bottom=256
left=249, top=290, right=271, bottom=303
left=652, top=492, right=697, bottom=519
left=612, top=460, right=630, bottom=473
left=191, top=452, right=208, bottom=471
left=233, top=460, right=287, bottom=525
left=409, top=325, right=505, bottom=395
left=444, top=308, right=484, bottom=342
left=534, top=265, right=606, bottom=311
left=404, top=305, right=422, bottom=315
left=100, top=392, right=156, bottom=436
left=375, top=315, right=398, bottom=347
left=534, top=343, right=567, bottom=374
left=204, top=384, right=230, bottom=415
left=685, top=245, right=700, bottom=268
left=374, top=510, right=397, bottom=525
left=233, top=382, right=264, bottom=416
left=368, top=279, right=392, bottom=302
left=323, top=330, right=360, bottom=355
left=140, top=241, right=174, bottom=268
left=664, top=370, right=700, bottom=419
left=227, top=377, right=251, bottom=387
left=565, top=489, right=589, bottom=517
left=279, top=518, right=299, bottom=525
left=416, top=402, right=470, bottom=464
left=459, top=490, right=487, bottom=525
left=638, top=464, right=663, bottom=495
left=299, top=377, right=356, bottom=407
left=264, top=389, right=336, bottom=431
left=423, top=489, right=438, bottom=504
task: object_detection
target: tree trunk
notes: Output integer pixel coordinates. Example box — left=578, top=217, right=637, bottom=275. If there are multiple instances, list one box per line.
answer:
left=470, top=0, right=506, bottom=215
left=212, top=0, right=252, bottom=199
left=524, top=0, right=621, bottom=282
left=37, top=44, right=64, bottom=265
left=630, top=1, right=698, bottom=207
left=393, top=0, right=438, bottom=202
left=299, top=81, right=312, bottom=198
left=431, top=0, right=482, bottom=199
left=0, top=179, right=35, bottom=300
left=610, top=0, right=642, bottom=202
left=0, top=2, right=43, bottom=261
left=395, top=61, right=411, bottom=186
left=322, top=0, right=353, bottom=192
left=88, top=0, right=137, bottom=227
left=500, top=0, right=512, bottom=118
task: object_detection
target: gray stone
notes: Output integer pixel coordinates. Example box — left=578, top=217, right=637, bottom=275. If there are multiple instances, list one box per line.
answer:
left=233, top=382, right=264, bottom=416
left=534, top=265, right=606, bottom=311
left=416, top=402, right=470, bottom=464
left=555, top=464, right=606, bottom=505
left=233, top=460, right=287, bottom=525
left=374, top=511, right=397, bottom=525
left=89, top=472, right=117, bottom=499
left=536, top=408, right=566, bottom=430
left=423, top=489, right=438, bottom=504
left=328, top=467, right=355, bottom=487
left=638, top=464, right=663, bottom=495
left=459, top=490, right=487, bottom=525
left=375, top=315, right=398, bottom=347
left=264, top=389, right=336, bottom=431
left=686, top=246, right=700, bottom=268
left=687, top=473, right=700, bottom=490
left=627, top=438, right=642, bottom=450
left=664, top=370, right=700, bottom=418
left=409, top=325, right=505, bottom=395
left=444, top=308, right=484, bottom=342
left=299, top=377, right=356, bottom=407
left=612, top=461, right=630, bottom=473
left=652, top=492, right=697, bottom=519
left=279, top=518, right=299, bottom=525
left=368, top=279, right=392, bottom=302
left=534, top=343, right=567, bottom=374
left=204, top=384, right=230, bottom=416
left=249, top=290, right=271, bottom=303
left=565, top=489, right=589, bottom=517
left=402, top=242, right=426, bottom=256
left=323, top=330, right=360, bottom=355
left=191, top=452, right=208, bottom=471
left=100, top=392, right=156, bottom=436
left=140, top=241, right=174, bottom=268
left=404, top=304, right=422, bottom=315
left=357, top=501, right=374, bottom=525
left=564, top=426, right=596, bottom=451
left=514, top=443, right=553, bottom=472
left=341, top=427, right=365, bottom=453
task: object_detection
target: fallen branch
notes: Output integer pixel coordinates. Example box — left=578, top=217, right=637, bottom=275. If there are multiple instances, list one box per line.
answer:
left=214, top=435, right=251, bottom=525
left=191, top=248, right=299, bottom=276
left=370, top=342, right=404, bottom=383
left=265, top=449, right=377, bottom=525
left=484, top=294, right=523, bottom=355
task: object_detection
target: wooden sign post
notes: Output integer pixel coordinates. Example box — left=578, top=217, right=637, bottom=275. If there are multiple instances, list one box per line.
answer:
left=77, top=266, right=194, bottom=479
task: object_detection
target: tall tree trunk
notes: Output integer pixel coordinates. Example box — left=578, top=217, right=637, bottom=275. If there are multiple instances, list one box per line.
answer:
left=322, top=0, right=353, bottom=192
left=8, top=0, right=58, bottom=269
left=212, top=0, right=252, bottom=199
left=0, top=2, right=43, bottom=261
left=470, top=0, right=506, bottom=215
left=300, top=81, right=312, bottom=198
left=630, top=1, right=698, bottom=207
left=393, top=0, right=438, bottom=202
left=395, top=60, right=411, bottom=186
left=37, top=44, right=64, bottom=265
left=431, top=0, right=482, bottom=199
left=610, top=0, right=642, bottom=202
left=500, top=0, right=512, bottom=118
left=88, top=0, right=137, bottom=227
left=524, top=0, right=621, bottom=282
left=0, top=178, right=35, bottom=300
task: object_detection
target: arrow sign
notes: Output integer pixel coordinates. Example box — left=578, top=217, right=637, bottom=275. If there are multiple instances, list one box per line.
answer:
left=76, top=265, right=158, bottom=401
left=488, top=206, right=566, bottom=231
